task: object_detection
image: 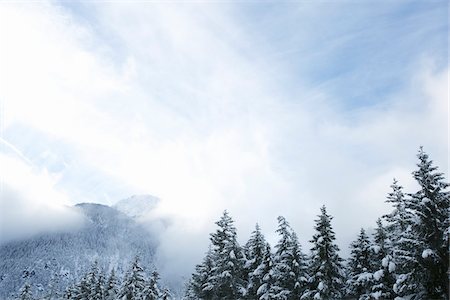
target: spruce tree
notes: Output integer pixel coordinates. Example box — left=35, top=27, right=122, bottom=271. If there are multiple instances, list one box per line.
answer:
left=370, top=219, right=395, bottom=299
left=256, top=243, right=275, bottom=300
left=395, top=148, right=449, bottom=299
left=270, top=216, right=307, bottom=300
left=141, top=270, right=161, bottom=300
left=118, top=257, right=147, bottom=300
left=346, top=228, right=373, bottom=299
left=302, top=206, right=344, bottom=300
left=208, top=210, right=246, bottom=299
left=290, top=231, right=308, bottom=299
left=185, top=247, right=215, bottom=299
left=244, top=223, right=267, bottom=299
left=17, top=282, right=33, bottom=300
left=72, top=274, right=90, bottom=300
left=105, top=268, right=119, bottom=300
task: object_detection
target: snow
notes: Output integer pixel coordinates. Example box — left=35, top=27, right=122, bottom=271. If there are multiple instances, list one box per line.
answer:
left=422, top=248, right=434, bottom=259
left=373, top=270, right=384, bottom=281
left=314, top=292, right=321, bottom=299
left=372, top=245, right=381, bottom=254
left=389, top=261, right=396, bottom=273
left=371, top=291, right=382, bottom=299
left=317, top=282, right=324, bottom=291
left=113, top=195, right=159, bottom=219
left=381, top=257, right=389, bottom=268
left=357, top=272, right=372, bottom=282
left=421, top=197, right=431, bottom=205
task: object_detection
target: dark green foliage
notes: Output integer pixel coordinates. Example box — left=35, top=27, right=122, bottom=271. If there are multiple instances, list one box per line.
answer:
left=302, top=206, right=344, bottom=300
left=346, top=228, right=374, bottom=299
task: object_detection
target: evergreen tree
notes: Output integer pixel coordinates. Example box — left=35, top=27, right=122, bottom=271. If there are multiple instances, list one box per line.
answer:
left=370, top=219, right=395, bottom=299
left=17, top=282, right=33, bottom=300
left=270, top=216, right=307, bottom=300
left=86, top=261, right=104, bottom=300
left=141, top=270, right=161, bottom=300
left=395, top=148, right=449, bottom=299
left=346, top=228, right=373, bottom=299
left=71, top=275, right=90, bottom=300
left=118, top=256, right=147, bottom=300
left=184, top=247, right=215, bottom=299
left=290, top=232, right=308, bottom=299
left=160, top=287, right=172, bottom=300
left=208, top=210, right=246, bottom=299
left=302, top=206, right=344, bottom=300
left=256, top=243, right=275, bottom=300
left=105, top=268, right=119, bottom=300
left=45, top=272, right=60, bottom=300
left=384, top=179, right=409, bottom=235
left=244, top=223, right=267, bottom=299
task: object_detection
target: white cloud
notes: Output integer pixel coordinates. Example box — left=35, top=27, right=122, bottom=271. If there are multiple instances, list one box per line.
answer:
left=0, top=152, right=83, bottom=243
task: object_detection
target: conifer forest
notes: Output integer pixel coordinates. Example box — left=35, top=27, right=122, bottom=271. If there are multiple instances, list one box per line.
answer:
left=11, top=149, right=449, bottom=300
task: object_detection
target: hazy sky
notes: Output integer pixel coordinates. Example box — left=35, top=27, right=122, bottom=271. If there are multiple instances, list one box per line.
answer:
left=0, top=0, right=448, bottom=284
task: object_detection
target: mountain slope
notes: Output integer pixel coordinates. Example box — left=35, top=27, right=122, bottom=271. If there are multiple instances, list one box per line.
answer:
left=0, top=203, right=157, bottom=299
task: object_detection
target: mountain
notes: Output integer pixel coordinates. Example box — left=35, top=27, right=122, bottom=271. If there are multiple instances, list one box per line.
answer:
left=113, top=194, right=160, bottom=219
left=0, top=201, right=158, bottom=299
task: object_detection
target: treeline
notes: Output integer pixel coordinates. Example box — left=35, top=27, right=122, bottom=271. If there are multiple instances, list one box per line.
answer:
left=184, top=148, right=449, bottom=300
left=16, top=258, right=172, bottom=300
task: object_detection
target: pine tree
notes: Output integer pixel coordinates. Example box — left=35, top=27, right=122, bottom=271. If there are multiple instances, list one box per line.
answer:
left=270, top=216, right=306, bottom=300
left=395, top=148, right=449, bottom=299
left=244, top=223, right=268, bottom=299
left=290, top=232, right=308, bottom=299
left=208, top=210, right=246, bottom=299
left=302, top=206, right=344, bottom=300
left=160, top=287, right=172, bottom=300
left=384, top=179, right=409, bottom=235
left=346, top=228, right=373, bottom=299
left=184, top=247, right=215, bottom=299
left=70, top=274, right=90, bottom=300
left=104, top=268, right=119, bottom=300
left=17, top=282, right=33, bottom=300
left=118, top=257, right=147, bottom=300
left=256, top=243, right=275, bottom=300
left=370, top=219, right=395, bottom=299
left=141, top=270, right=161, bottom=300
left=86, top=261, right=104, bottom=300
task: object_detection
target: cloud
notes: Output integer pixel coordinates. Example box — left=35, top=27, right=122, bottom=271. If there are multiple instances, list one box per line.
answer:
left=0, top=152, right=83, bottom=243
left=0, top=0, right=447, bottom=287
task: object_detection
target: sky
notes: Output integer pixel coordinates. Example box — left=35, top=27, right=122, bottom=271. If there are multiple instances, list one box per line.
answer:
left=0, top=0, right=448, bottom=285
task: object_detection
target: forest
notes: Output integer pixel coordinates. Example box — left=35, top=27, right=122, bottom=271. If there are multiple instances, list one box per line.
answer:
left=14, top=148, right=449, bottom=300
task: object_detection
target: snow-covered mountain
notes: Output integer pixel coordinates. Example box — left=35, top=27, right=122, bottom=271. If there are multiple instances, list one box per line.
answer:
left=0, top=199, right=159, bottom=299
left=113, top=194, right=160, bottom=219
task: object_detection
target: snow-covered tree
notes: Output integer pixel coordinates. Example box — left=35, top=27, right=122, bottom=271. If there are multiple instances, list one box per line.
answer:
left=244, top=223, right=268, bottom=299
left=269, top=216, right=307, bottom=300
left=346, top=228, right=373, bottom=299
left=208, top=210, right=246, bottom=299
left=71, top=275, right=90, bottom=300
left=256, top=243, right=275, bottom=300
left=370, top=219, right=395, bottom=299
left=394, top=148, right=449, bottom=299
left=17, top=282, right=33, bottom=300
left=118, top=256, right=147, bottom=300
left=302, top=206, right=344, bottom=300
left=104, top=268, right=119, bottom=300
left=290, top=232, right=308, bottom=299
left=184, top=247, right=215, bottom=299
left=384, top=179, right=409, bottom=236
left=141, top=270, right=161, bottom=300
left=86, top=261, right=104, bottom=300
